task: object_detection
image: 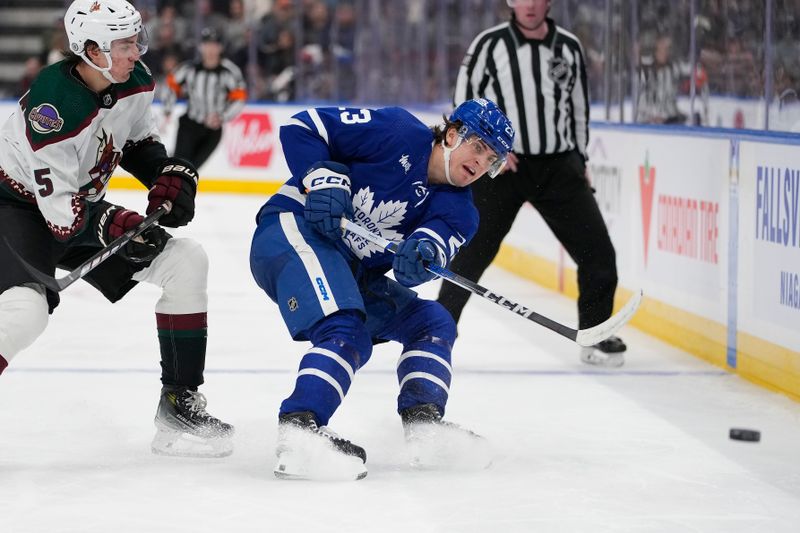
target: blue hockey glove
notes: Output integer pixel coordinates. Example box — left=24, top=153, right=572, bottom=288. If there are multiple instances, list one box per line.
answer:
left=393, top=238, right=441, bottom=287
left=303, top=161, right=354, bottom=241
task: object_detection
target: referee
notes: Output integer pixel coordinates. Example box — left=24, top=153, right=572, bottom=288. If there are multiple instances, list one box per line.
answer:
left=436, top=0, right=626, bottom=367
left=163, top=27, right=247, bottom=169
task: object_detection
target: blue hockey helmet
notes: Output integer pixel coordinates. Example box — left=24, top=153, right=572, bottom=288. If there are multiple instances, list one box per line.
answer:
left=449, top=98, right=515, bottom=178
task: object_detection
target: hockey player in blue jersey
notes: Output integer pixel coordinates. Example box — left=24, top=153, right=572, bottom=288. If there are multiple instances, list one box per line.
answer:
left=250, top=98, right=514, bottom=480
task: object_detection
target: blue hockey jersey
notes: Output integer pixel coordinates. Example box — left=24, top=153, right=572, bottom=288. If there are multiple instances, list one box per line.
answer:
left=259, top=106, right=479, bottom=272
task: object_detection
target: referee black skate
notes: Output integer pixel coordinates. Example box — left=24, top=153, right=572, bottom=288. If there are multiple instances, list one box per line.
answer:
left=436, top=0, right=626, bottom=367
left=163, top=27, right=247, bottom=169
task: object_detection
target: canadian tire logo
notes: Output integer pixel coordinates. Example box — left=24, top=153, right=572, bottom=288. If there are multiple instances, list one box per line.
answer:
left=225, top=112, right=274, bottom=167
left=639, top=152, right=656, bottom=267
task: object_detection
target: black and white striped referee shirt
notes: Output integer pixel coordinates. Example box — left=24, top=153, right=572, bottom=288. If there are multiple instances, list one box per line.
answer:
left=164, top=58, right=247, bottom=124
left=454, top=17, right=589, bottom=158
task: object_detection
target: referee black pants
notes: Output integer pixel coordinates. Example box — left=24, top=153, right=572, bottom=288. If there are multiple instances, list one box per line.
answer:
left=437, top=150, right=618, bottom=330
left=173, top=115, right=223, bottom=169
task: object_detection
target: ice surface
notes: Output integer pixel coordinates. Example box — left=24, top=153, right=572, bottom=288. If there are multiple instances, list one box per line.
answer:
left=2, top=192, right=799, bottom=533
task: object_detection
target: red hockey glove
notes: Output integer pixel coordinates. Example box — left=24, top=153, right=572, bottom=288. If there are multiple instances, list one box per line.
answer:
left=99, top=206, right=170, bottom=263
left=147, top=158, right=198, bottom=228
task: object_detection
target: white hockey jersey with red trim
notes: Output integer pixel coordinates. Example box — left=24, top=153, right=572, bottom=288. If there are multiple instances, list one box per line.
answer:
left=0, top=60, right=160, bottom=241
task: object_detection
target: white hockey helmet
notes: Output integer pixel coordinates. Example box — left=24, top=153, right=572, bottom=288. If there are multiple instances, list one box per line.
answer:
left=65, top=0, right=148, bottom=82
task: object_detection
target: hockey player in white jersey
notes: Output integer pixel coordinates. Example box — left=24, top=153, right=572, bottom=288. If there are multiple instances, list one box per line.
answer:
left=0, top=0, right=233, bottom=458
left=250, top=99, right=515, bottom=479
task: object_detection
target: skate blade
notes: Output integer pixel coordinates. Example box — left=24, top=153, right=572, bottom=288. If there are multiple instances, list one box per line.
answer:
left=151, top=427, right=233, bottom=458
left=273, top=450, right=367, bottom=481
left=580, top=348, right=625, bottom=368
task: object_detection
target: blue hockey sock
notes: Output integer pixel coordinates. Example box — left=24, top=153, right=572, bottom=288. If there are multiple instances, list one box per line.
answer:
left=393, top=300, right=456, bottom=415
left=280, top=310, right=372, bottom=426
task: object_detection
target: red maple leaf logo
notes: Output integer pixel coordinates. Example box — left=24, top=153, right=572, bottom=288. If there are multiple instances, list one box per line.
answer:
left=639, top=153, right=656, bottom=267
left=89, top=2, right=101, bottom=13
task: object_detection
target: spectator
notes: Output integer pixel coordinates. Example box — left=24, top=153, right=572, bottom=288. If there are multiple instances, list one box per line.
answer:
left=41, top=18, right=68, bottom=66
left=257, top=0, right=297, bottom=100
left=331, top=2, right=357, bottom=101
left=145, top=4, right=189, bottom=53
left=258, top=0, right=296, bottom=60
left=146, top=22, right=187, bottom=78
left=225, top=0, right=250, bottom=71
left=718, top=33, right=760, bottom=97
left=15, top=57, right=43, bottom=97
left=193, top=0, right=228, bottom=38
left=299, top=0, right=333, bottom=99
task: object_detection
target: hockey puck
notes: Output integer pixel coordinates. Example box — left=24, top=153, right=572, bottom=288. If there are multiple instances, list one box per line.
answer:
left=729, top=428, right=760, bottom=442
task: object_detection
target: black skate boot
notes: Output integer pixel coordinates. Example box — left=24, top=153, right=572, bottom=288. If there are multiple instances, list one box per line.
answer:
left=400, top=403, right=491, bottom=469
left=151, top=386, right=234, bottom=458
left=580, top=335, right=627, bottom=368
left=274, top=411, right=367, bottom=480
left=400, top=403, right=480, bottom=439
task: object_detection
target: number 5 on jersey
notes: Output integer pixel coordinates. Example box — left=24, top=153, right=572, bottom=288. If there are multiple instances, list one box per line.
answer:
left=34, top=168, right=53, bottom=197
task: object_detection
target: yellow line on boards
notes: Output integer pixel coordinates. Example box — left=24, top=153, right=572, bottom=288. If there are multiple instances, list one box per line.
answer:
left=109, top=176, right=282, bottom=195
left=495, top=243, right=800, bottom=402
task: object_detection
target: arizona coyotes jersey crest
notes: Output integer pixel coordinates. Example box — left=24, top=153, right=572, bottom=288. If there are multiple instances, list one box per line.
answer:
left=0, top=60, right=159, bottom=240
left=263, top=106, right=479, bottom=272
left=84, top=130, right=122, bottom=199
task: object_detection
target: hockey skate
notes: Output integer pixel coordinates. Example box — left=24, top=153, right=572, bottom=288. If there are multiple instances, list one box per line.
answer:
left=151, top=386, right=234, bottom=458
left=580, top=335, right=626, bottom=368
left=274, top=411, right=367, bottom=481
left=400, top=403, right=492, bottom=470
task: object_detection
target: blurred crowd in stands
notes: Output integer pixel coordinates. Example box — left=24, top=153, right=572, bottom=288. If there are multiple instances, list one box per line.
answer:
left=11, top=0, right=800, bottom=130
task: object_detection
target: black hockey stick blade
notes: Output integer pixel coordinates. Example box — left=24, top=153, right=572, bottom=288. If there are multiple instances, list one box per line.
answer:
left=341, top=218, right=643, bottom=347
left=4, top=202, right=171, bottom=293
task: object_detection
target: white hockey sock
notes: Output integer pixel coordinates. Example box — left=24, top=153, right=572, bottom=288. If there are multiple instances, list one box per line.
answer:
left=132, top=238, right=209, bottom=314
left=0, top=285, right=49, bottom=365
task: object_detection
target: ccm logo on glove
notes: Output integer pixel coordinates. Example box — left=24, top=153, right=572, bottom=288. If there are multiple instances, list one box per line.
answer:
left=307, top=174, right=351, bottom=189
left=303, top=161, right=353, bottom=241
left=303, top=166, right=351, bottom=192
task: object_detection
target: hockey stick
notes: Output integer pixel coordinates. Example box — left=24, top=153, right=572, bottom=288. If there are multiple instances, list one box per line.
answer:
left=341, top=218, right=643, bottom=347
left=4, top=202, right=171, bottom=293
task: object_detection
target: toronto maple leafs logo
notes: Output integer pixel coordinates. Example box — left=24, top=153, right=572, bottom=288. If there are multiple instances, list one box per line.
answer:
left=344, top=187, right=407, bottom=259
